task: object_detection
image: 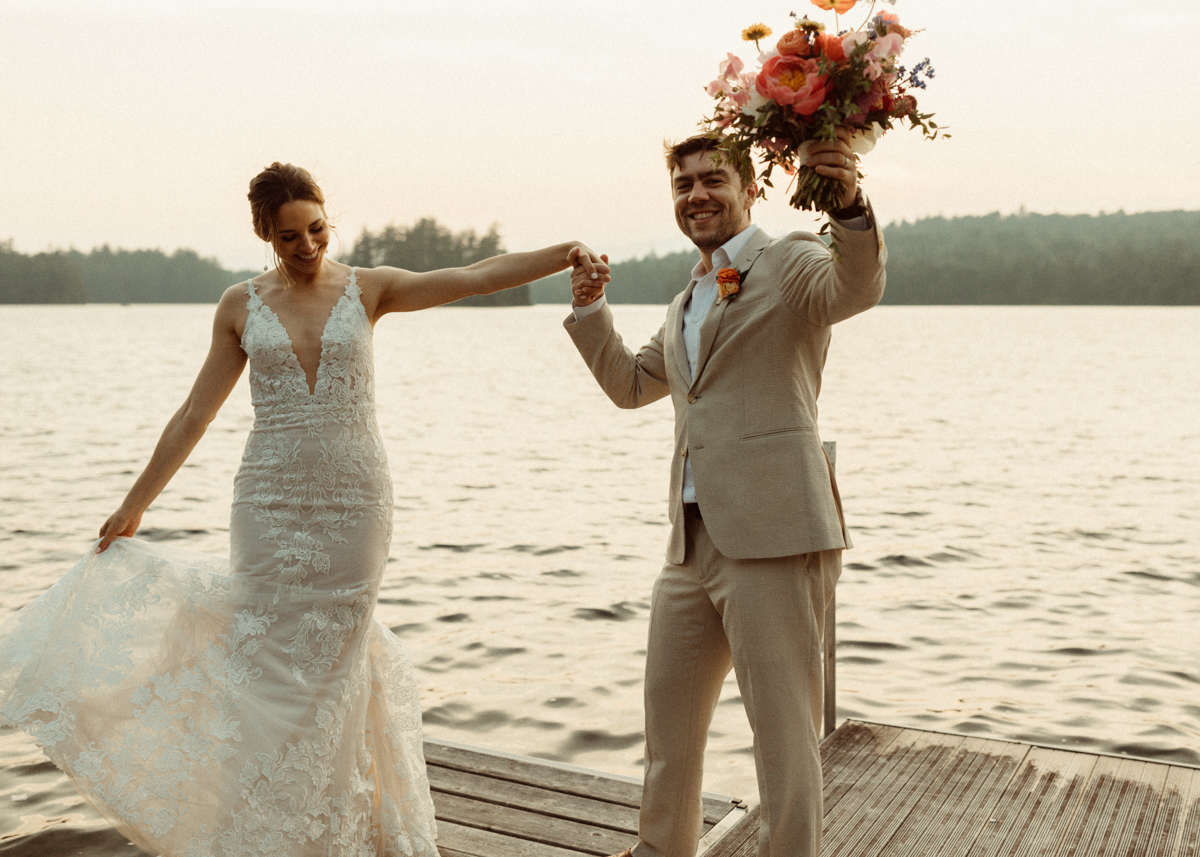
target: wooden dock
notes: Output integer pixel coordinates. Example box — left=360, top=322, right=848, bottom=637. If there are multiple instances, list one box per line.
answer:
left=0, top=723, right=1195, bottom=856
left=425, top=737, right=746, bottom=857
left=705, top=719, right=1200, bottom=857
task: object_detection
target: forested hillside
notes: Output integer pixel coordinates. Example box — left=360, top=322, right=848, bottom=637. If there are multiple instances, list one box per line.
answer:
left=345, top=218, right=528, bottom=307
left=0, top=242, right=84, bottom=303
left=531, top=209, right=1200, bottom=305
left=8, top=210, right=1197, bottom=305
left=881, top=210, right=1198, bottom=304
left=0, top=243, right=252, bottom=304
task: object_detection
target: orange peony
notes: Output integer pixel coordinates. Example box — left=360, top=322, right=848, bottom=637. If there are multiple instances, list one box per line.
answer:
left=776, top=28, right=810, bottom=57
left=810, top=0, right=858, bottom=12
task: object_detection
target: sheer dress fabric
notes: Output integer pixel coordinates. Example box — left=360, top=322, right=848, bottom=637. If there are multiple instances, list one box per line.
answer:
left=0, top=270, right=438, bottom=857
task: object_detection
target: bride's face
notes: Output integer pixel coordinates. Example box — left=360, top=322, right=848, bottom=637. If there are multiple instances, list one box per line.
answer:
left=271, top=199, right=330, bottom=275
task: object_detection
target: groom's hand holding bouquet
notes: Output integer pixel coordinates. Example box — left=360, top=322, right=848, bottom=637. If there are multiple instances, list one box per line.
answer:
left=703, top=0, right=943, bottom=213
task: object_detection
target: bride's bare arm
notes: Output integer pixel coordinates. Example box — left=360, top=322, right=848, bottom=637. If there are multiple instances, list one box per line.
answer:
left=97, top=286, right=249, bottom=552
left=367, top=242, right=610, bottom=317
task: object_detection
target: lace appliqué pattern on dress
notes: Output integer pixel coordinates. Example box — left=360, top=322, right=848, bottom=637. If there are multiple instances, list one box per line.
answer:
left=0, top=269, right=437, bottom=857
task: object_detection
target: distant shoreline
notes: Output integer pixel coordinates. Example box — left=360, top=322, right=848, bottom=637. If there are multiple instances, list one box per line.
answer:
left=6, top=209, right=1199, bottom=306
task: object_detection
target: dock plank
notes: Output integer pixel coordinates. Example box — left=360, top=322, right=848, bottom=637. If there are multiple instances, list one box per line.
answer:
left=888, top=736, right=1029, bottom=857
left=825, top=729, right=967, bottom=855
left=1059, top=756, right=1158, bottom=857
left=967, top=746, right=1100, bottom=857
left=432, top=791, right=632, bottom=856
left=427, top=765, right=641, bottom=834
left=702, top=722, right=1200, bottom=857
left=425, top=738, right=735, bottom=827
left=1166, top=768, right=1200, bottom=857
left=436, top=819, right=596, bottom=857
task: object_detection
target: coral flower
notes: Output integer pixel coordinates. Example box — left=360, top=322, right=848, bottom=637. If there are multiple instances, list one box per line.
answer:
left=815, top=32, right=845, bottom=62
left=717, top=268, right=741, bottom=301
left=810, top=0, right=858, bottom=13
left=776, top=28, right=811, bottom=57
left=756, top=55, right=828, bottom=117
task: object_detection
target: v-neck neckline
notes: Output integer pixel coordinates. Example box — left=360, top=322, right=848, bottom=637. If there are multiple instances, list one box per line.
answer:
left=251, top=270, right=355, bottom=397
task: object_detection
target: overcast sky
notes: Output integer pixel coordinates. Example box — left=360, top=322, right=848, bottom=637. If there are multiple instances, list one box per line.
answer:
left=3, top=0, right=1197, bottom=271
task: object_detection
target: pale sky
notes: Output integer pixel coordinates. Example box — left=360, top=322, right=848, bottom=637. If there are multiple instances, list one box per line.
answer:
left=3, top=0, right=1198, bottom=271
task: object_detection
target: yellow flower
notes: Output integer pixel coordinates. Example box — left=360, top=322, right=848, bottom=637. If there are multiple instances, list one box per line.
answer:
left=741, top=23, right=773, bottom=44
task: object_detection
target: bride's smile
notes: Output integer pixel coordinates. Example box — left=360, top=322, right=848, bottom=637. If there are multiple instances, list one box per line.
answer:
left=272, top=199, right=329, bottom=276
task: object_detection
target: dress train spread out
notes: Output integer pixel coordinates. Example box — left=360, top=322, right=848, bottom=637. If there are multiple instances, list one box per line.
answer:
left=0, top=270, right=438, bottom=856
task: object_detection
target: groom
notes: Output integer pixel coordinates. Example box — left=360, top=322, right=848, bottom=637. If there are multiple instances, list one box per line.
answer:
left=564, top=132, right=886, bottom=857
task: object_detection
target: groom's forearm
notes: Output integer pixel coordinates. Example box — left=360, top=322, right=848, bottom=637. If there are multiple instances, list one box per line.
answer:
left=564, top=304, right=670, bottom=409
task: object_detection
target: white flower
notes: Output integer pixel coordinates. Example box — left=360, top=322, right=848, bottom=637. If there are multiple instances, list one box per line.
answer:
left=742, top=87, right=770, bottom=117
left=850, top=123, right=884, bottom=156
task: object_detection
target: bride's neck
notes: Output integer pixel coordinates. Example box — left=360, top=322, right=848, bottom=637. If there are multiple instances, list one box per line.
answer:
left=278, top=261, right=326, bottom=290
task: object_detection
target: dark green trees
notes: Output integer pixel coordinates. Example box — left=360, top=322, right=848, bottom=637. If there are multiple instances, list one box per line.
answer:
left=0, top=242, right=85, bottom=303
left=345, top=218, right=529, bottom=307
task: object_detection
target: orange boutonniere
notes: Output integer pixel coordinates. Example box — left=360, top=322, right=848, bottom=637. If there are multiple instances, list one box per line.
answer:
left=717, top=267, right=742, bottom=302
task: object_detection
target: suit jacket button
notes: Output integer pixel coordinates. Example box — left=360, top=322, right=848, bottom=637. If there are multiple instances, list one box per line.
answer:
left=687, top=394, right=698, bottom=404
left=681, top=448, right=687, bottom=458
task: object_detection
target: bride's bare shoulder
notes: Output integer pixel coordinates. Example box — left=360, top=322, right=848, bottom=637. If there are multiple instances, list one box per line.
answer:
left=351, top=265, right=411, bottom=320
left=215, top=280, right=253, bottom=339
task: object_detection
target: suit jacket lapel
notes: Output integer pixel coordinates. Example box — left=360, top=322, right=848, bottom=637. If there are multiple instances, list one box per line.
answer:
left=690, top=229, right=772, bottom=386
left=670, top=280, right=697, bottom=384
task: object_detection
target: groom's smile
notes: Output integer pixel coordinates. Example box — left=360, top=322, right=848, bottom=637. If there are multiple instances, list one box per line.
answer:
left=671, top=151, right=756, bottom=260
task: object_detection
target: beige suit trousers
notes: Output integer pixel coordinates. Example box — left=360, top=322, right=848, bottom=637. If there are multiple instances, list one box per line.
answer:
left=633, top=508, right=839, bottom=857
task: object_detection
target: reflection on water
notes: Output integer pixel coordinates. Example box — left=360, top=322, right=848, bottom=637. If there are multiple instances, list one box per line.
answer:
left=1, top=303, right=1197, bottom=853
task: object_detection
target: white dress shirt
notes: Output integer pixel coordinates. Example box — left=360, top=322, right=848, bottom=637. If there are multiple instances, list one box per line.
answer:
left=573, top=224, right=759, bottom=505
left=571, top=214, right=867, bottom=507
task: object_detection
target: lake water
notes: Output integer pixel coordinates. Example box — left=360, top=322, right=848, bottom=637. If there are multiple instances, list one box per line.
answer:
left=1, top=303, right=1197, bottom=853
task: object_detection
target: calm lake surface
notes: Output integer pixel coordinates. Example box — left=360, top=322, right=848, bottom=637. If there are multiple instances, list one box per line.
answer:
left=1, top=303, right=1197, bottom=853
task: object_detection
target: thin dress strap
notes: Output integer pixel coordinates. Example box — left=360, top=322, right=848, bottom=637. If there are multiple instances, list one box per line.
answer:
left=245, top=279, right=262, bottom=309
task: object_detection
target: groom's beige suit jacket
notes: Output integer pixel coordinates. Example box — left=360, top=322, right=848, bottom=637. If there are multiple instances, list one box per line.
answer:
left=565, top=217, right=887, bottom=564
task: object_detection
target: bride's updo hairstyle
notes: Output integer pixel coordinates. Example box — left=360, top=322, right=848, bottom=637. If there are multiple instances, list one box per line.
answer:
left=247, top=162, right=326, bottom=243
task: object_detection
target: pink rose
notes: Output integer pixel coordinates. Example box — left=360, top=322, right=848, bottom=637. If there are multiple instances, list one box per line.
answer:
left=755, top=55, right=828, bottom=117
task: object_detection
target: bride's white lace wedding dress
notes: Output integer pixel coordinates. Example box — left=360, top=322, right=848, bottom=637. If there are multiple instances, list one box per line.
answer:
left=0, top=270, right=438, bottom=856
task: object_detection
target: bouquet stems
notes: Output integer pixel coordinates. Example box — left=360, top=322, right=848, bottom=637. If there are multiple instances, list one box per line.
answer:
left=789, top=165, right=850, bottom=213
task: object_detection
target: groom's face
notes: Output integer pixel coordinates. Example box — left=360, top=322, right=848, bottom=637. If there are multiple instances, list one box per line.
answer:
left=671, top=151, right=755, bottom=252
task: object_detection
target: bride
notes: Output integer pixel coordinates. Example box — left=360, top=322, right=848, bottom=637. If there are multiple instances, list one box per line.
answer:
left=0, top=162, right=609, bottom=856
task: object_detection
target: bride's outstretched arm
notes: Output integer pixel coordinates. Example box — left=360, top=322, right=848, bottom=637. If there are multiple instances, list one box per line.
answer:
left=97, top=286, right=249, bottom=552
left=368, top=242, right=610, bottom=317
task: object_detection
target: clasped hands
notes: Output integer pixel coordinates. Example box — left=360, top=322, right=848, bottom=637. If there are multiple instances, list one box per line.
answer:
left=569, top=246, right=610, bottom=308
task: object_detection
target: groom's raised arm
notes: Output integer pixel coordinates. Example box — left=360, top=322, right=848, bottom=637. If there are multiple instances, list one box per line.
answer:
left=563, top=272, right=670, bottom=409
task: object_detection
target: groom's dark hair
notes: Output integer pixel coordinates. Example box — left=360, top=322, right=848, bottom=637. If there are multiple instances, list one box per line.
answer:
left=664, top=135, right=754, bottom=187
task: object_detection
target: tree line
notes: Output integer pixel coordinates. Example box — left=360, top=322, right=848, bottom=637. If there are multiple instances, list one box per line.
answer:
left=344, top=218, right=527, bottom=307
left=530, top=209, right=1200, bottom=305
left=1, top=217, right=524, bottom=306
left=7, top=210, right=1198, bottom=305
left=0, top=241, right=253, bottom=304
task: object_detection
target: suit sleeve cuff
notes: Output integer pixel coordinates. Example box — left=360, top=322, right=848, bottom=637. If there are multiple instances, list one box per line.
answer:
left=572, top=294, right=608, bottom=320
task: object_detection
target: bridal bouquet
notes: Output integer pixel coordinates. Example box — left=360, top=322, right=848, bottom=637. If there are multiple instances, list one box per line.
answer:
left=703, top=0, right=944, bottom=212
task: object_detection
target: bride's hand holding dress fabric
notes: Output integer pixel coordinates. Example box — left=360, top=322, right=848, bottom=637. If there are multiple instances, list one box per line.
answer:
left=0, top=170, right=610, bottom=857
left=96, top=285, right=249, bottom=553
